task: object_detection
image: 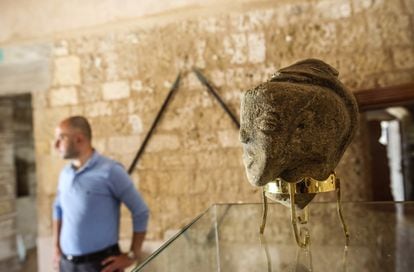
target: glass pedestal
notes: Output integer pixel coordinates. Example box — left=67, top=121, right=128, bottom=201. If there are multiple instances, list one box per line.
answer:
left=134, top=202, right=414, bottom=271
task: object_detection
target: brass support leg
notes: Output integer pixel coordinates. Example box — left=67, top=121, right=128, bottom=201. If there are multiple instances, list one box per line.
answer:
left=289, top=183, right=310, bottom=248
left=335, top=178, right=350, bottom=247
left=260, top=187, right=268, bottom=234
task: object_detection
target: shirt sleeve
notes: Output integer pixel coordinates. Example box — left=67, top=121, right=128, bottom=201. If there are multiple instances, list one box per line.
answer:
left=109, top=163, right=149, bottom=232
left=53, top=191, right=63, bottom=220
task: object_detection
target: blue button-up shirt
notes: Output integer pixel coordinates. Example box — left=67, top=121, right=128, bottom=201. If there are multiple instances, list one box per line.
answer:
left=53, top=151, right=149, bottom=255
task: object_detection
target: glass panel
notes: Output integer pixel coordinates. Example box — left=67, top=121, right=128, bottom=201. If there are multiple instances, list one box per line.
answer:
left=134, top=202, right=414, bottom=271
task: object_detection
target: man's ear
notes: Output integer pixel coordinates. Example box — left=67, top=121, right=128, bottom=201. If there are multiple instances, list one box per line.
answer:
left=74, top=133, right=83, bottom=144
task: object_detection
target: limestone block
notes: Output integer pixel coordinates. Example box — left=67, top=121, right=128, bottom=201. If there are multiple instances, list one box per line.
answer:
left=218, top=129, right=241, bottom=148
left=375, top=13, right=413, bottom=47
left=145, top=134, right=180, bottom=152
left=37, top=196, right=55, bottom=236
left=392, top=46, right=414, bottom=69
left=373, top=70, right=414, bottom=89
left=0, top=218, right=15, bottom=238
left=127, top=96, right=157, bottom=115
left=81, top=54, right=105, bottom=84
left=224, top=68, right=250, bottom=89
left=36, top=155, right=66, bottom=195
left=107, top=135, right=141, bottom=155
left=49, top=87, right=78, bottom=107
left=109, top=100, right=129, bottom=116
left=0, top=235, right=17, bottom=260
left=102, top=81, right=130, bottom=100
left=337, top=16, right=371, bottom=53
left=31, top=90, right=48, bottom=109
left=128, top=115, right=143, bottom=134
left=131, top=80, right=143, bottom=92
left=53, top=56, right=81, bottom=86
left=294, top=22, right=337, bottom=55
left=195, top=40, right=206, bottom=68
left=157, top=170, right=194, bottom=195
left=35, top=141, right=51, bottom=155
left=158, top=151, right=198, bottom=170
left=248, top=32, right=266, bottom=64
left=0, top=145, right=13, bottom=167
left=53, top=40, right=69, bottom=57
left=0, top=183, right=13, bottom=198
left=135, top=154, right=161, bottom=171
left=79, top=83, right=102, bottom=103
left=103, top=51, right=119, bottom=81
left=223, top=34, right=247, bottom=64
left=181, top=128, right=219, bottom=152
left=403, top=0, right=414, bottom=14
left=93, top=138, right=107, bottom=153
left=89, top=115, right=132, bottom=137
left=314, top=0, right=351, bottom=20
left=85, top=101, right=112, bottom=117
left=0, top=200, right=13, bottom=216
left=195, top=149, right=243, bottom=169
left=33, top=107, right=70, bottom=144
left=208, top=69, right=226, bottom=87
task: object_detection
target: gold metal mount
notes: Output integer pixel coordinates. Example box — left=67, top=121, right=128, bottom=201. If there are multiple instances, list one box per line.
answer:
left=260, top=173, right=349, bottom=248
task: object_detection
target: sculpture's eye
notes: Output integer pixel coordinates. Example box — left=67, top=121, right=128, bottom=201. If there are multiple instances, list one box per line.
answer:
left=297, top=123, right=305, bottom=129
left=256, top=113, right=280, bottom=133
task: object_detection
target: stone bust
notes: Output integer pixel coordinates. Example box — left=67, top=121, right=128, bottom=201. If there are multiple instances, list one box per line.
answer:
left=240, top=59, right=359, bottom=187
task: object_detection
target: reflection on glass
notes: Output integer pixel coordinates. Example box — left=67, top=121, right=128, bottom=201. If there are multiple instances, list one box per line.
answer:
left=134, top=202, right=414, bottom=272
left=366, top=106, right=414, bottom=201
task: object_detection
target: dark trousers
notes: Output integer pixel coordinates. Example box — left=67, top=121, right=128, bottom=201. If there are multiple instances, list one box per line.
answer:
left=60, top=258, right=104, bottom=272
left=59, top=244, right=121, bottom=272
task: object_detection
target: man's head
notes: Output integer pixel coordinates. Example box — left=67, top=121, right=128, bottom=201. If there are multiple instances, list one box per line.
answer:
left=240, top=59, right=359, bottom=186
left=54, top=116, right=92, bottom=159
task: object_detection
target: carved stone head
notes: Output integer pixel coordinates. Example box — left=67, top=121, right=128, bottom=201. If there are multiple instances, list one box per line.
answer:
left=240, top=59, right=359, bottom=187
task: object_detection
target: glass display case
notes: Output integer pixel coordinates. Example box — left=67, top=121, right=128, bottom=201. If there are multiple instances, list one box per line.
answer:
left=133, top=202, right=414, bottom=271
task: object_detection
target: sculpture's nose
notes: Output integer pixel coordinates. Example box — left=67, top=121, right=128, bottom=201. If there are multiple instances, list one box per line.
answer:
left=239, top=128, right=250, bottom=143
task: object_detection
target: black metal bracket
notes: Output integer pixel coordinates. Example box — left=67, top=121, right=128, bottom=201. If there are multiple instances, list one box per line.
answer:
left=192, top=68, right=240, bottom=129
left=127, top=73, right=181, bottom=174
left=127, top=68, right=240, bottom=174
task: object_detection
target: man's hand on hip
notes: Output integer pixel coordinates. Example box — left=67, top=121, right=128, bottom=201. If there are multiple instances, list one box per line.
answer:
left=101, top=253, right=136, bottom=272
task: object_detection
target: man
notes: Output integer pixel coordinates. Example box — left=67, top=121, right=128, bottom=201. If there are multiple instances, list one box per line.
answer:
left=52, top=116, right=149, bottom=272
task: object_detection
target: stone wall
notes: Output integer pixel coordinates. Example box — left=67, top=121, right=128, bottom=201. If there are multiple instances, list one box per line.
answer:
left=26, top=0, right=414, bottom=269
left=0, top=99, right=19, bottom=271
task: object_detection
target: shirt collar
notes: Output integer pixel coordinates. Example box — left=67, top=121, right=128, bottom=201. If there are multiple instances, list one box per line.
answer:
left=71, top=150, right=100, bottom=174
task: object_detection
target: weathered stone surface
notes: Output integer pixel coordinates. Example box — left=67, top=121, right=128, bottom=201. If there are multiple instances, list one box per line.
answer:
left=392, top=46, right=414, bottom=70
left=53, top=56, right=81, bottom=86
left=0, top=200, right=14, bottom=216
left=0, top=218, right=15, bottom=239
left=49, top=87, right=78, bottom=106
left=102, top=81, right=130, bottom=100
left=78, top=83, right=102, bottom=103
left=107, top=135, right=142, bottom=155
left=0, top=183, right=13, bottom=198
left=240, top=59, right=359, bottom=186
left=217, top=129, right=241, bottom=148
left=28, top=0, right=414, bottom=245
left=146, top=134, right=180, bottom=152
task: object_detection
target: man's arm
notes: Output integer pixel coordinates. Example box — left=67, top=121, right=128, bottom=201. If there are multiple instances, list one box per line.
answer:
left=102, top=164, right=150, bottom=272
left=52, top=220, right=62, bottom=270
left=130, top=231, right=146, bottom=262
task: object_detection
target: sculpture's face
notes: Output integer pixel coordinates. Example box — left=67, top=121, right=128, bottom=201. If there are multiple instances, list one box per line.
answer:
left=240, top=81, right=356, bottom=187
left=240, top=88, right=291, bottom=186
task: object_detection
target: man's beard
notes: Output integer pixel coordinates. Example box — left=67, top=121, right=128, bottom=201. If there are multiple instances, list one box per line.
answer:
left=62, top=141, right=79, bottom=159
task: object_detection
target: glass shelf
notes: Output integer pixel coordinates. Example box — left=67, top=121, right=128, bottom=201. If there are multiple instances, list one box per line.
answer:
left=134, top=202, right=414, bottom=271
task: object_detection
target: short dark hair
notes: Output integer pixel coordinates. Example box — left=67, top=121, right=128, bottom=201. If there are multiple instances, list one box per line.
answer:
left=66, top=116, right=92, bottom=141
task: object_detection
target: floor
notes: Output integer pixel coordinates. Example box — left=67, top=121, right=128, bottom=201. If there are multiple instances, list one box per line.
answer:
left=19, top=248, right=37, bottom=272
